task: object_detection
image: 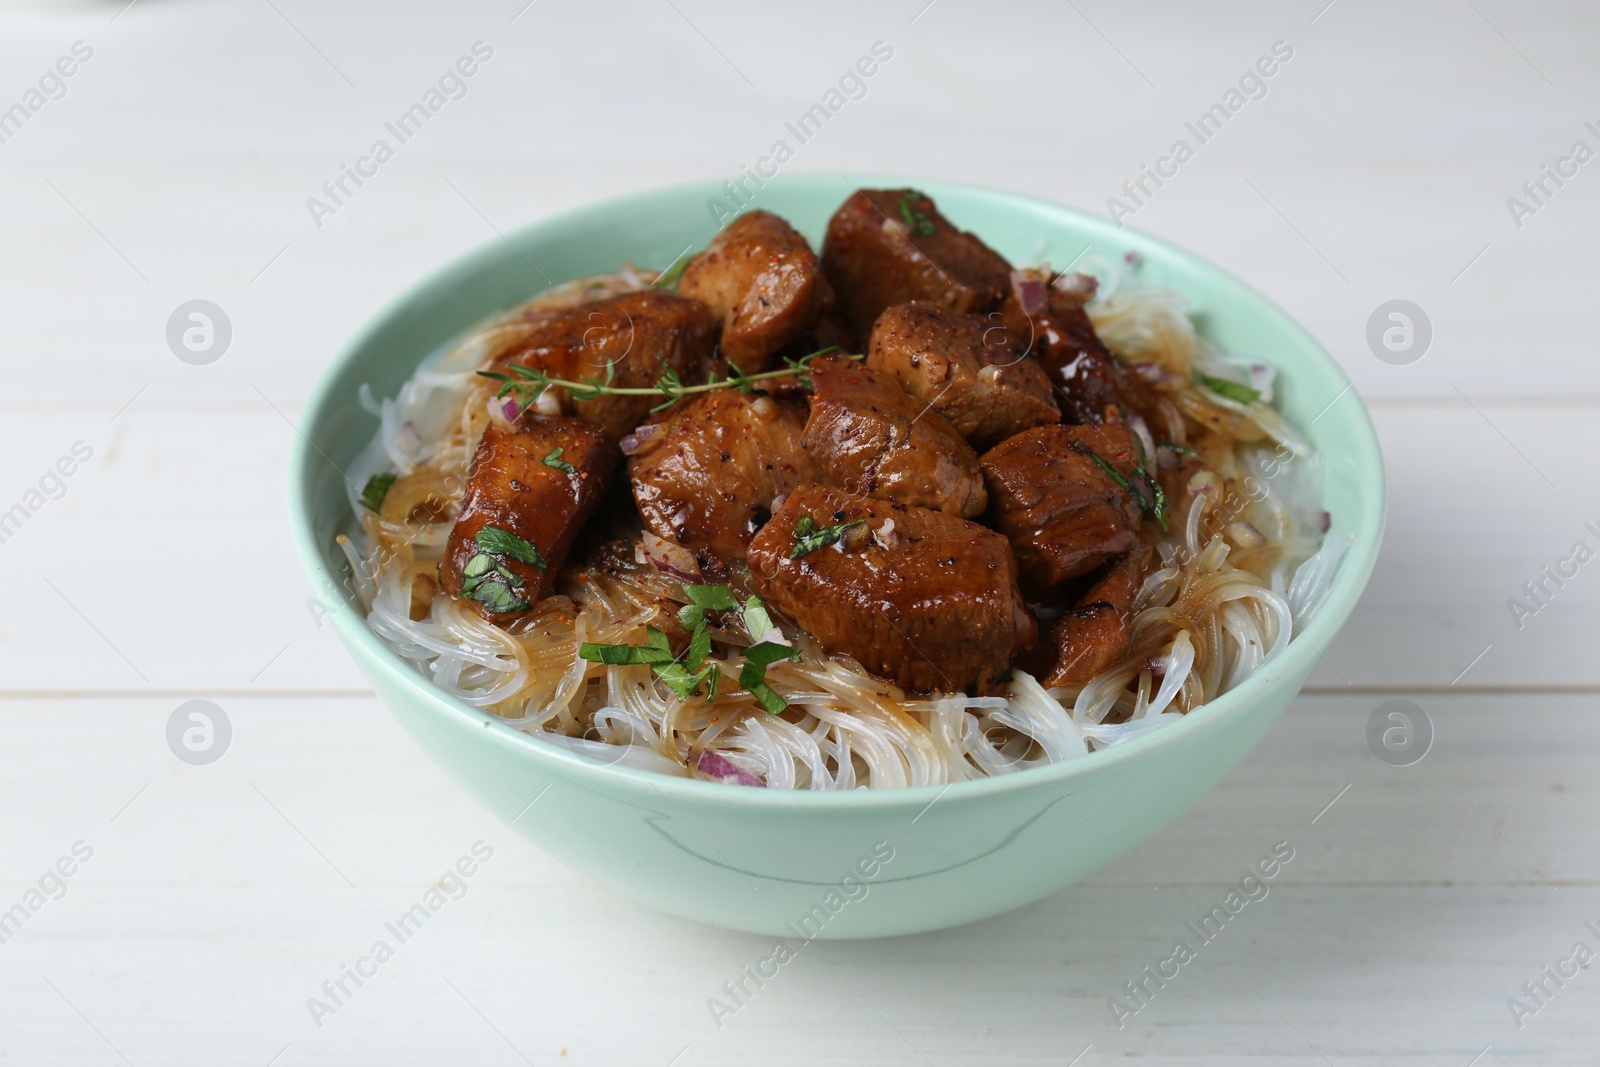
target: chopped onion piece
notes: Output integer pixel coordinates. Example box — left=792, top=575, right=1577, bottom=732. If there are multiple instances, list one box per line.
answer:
left=640, top=531, right=701, bottom=581
left=697, top=749, right=765, bottom=787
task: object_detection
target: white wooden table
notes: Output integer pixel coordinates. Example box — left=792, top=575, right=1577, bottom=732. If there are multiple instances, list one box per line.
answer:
left=2, top=0, right=1595, bottom=1062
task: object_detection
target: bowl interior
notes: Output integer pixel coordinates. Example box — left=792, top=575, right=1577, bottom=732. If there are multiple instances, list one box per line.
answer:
left=289, top=173, right=1385, bottom=807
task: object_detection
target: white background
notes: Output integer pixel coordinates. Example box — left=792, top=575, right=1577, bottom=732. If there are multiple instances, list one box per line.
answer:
left=1, top=0, right=1596, bottom=1063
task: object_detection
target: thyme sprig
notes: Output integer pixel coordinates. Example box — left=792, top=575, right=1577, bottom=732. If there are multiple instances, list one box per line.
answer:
left=477, top=346, right=849, bottom=414
left=1071, top=439, right=1169, bottom=531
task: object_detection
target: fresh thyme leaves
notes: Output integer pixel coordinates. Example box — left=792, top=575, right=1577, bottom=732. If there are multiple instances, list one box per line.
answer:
left=1157, top=441, right=1198, bottom=456
left=652, top=253, right=692, bottom=289
left=897, top=189, right=937, bottom=236
left=478, top=346, right=847, bottom=412
left=789, top=514, right=867, bottom=558
left=1198, top=372, right=1261, bottom=405
left=542, top=447, right=576, bottom=473
left=581, top=585, right=795, bottom=713
left=1071, top=440, right=1170, bottom=531
left=474, top=525, right=547, bottom=569
left=359, top=472, right=397, bottom=513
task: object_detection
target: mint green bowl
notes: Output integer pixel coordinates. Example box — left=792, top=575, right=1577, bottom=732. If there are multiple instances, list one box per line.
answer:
left=289, top=175, right=1384, bottom=938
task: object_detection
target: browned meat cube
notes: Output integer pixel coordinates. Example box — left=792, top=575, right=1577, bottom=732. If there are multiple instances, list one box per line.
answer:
left=492, top=290, right=715, bottom=441
left=998, top=288, right=1138, bottom=426
left=747, top=485, right=1036, bottom=695
left=1029, top=543, right=1153, bottom=687
left=442, top=417, right=618, bottom=617
left=803, top=354, right=987, bottom=518
left=866, top=301, right=1059, bottom=450
left=678, top=210, right=835, bottom=374
left=821, top=189, right=1011, bottom=335
left=627, top=389, right=825, bottom=564
left=980, top=424, right=1147, bottom=596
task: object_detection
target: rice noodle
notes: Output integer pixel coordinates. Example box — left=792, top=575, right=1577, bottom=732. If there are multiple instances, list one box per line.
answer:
left=340, top=260, right=1342, bottom=789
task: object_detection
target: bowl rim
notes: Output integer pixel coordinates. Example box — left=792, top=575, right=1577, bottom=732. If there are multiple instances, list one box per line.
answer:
left=288, top=172, right=1386, bottom=811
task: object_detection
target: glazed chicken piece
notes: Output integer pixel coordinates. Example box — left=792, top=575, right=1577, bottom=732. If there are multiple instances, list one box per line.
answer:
left=866, top=301, right=1059, bottom=450
left=803, top=354, right=987, bottom=518
left=627, top=390, right=825, bottom=564
left=821, top=188, right=1012, bottom=335
left=491, top=290, right=715, bottom=441
left=443, top=417, right=618, bottom=617
left=1029, top=543, right=1154, bottom=687
left=747, top=485, right=1036, bottom=695
left=678, top=210, right=835, bottom=374
left=998, top=286, right=1141, bottom=426
left=980, top=423, right=1148, bottom=596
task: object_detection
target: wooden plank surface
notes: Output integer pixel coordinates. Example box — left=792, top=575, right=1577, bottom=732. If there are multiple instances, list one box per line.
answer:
left=2, top=0, right=1597, bottom=1063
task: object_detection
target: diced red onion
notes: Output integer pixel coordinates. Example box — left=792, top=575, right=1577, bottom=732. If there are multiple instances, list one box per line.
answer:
left=696, top=749, right=765, bottom=787
left=620, top=423, right=659, bottom=455
left=1316, top=510, right=1332, bottom=534
left=641, top=531, right=701, bottom=581
left=1124, top=250, right=1143, bottom=266
left=1133, top=362, right=1167, bottom=383
left=486, top=395, right=520, bottom=427
left=1010, top=270, right=1048, bottom=316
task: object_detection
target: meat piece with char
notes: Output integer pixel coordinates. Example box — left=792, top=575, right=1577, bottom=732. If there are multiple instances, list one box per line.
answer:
left=747, top=485, right=1036, bottom=695
left=866, top=301, right=1059, bottom=450
left=628, top=389, right=825, bottom=564
left=998, top=287, right=1140, bottom=426
left=443, top=417, right=618, bottom=617
left=1027, top=543, right=1153, bottom=687
left=980, top=423, right=1148, bottom=596
left=491, top=290, right=715, bottom=441
left=822, top=188, right=1012, bottom=336
left=678, top=210, right=834, bottom=374
left=803, top=354, right=987, bottom=518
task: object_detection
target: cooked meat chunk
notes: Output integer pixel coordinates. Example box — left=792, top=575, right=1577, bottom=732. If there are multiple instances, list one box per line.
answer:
left=866, top=301, right=1059, bottom=449
left=628, top=390, right=825, bottom=563
left=980, top=423, right=1147, bottom=596
left=803, top=354, right=987, bottom=518
left=678, top=210, right=834, bottom=374
left=1030, top=543, right=1153, bottom=687
left=999, top=288, right=1138, bottom=426
left=747, top=485, right=1036, bottom=695
left=443, top=418, right=617, bottom=617
left=492, top=290, right=715, bottom=441
left=822, top=189, right=1012, bottom=335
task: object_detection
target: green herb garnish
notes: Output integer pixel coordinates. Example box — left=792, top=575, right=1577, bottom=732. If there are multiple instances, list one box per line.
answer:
left=1071, top=440, right=1169, bottom=531
left=897, top=190, right=937, bottom=236
left=542, top=447, right=576, bottom=473
left=1157, top=440, right=1198, bottom=456
left=479, top=347, right=847, bottom=413
left=1198, top=373, right=1261, bottom=405
left=580, top=587, right=795, bottom=713
left=789, top=514, right=868, bottom=558
left=474, top=525, right=547, bottom=569
left=580, top=626, right=675, bottom=665
left=652, top=253, right=692, bottom=289
left=360, top=472, right=397, bottom=513
left=740, top=641, right=798, bottom=715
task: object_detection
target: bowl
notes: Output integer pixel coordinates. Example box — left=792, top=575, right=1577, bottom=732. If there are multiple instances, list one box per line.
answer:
left=289, top=175, right=1384, bottom=939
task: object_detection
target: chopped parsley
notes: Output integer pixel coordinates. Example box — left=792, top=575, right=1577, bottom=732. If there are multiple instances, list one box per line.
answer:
left=580, top=585, right=796, bottom=713
left=542, top=447, right=576, bottom=473
left=897, top=190, right=938, bottom=236
left=359, top=472, right=397, bottom=513
left=1198, top=373, right=1261, bottom=405
left=790, top=514, right=867, bottom=558
left=455, top=524, right=544, bottom=614
left=1071, top=440, right=1169, bottom=531
left=474, top=525, right=547, bottom=570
